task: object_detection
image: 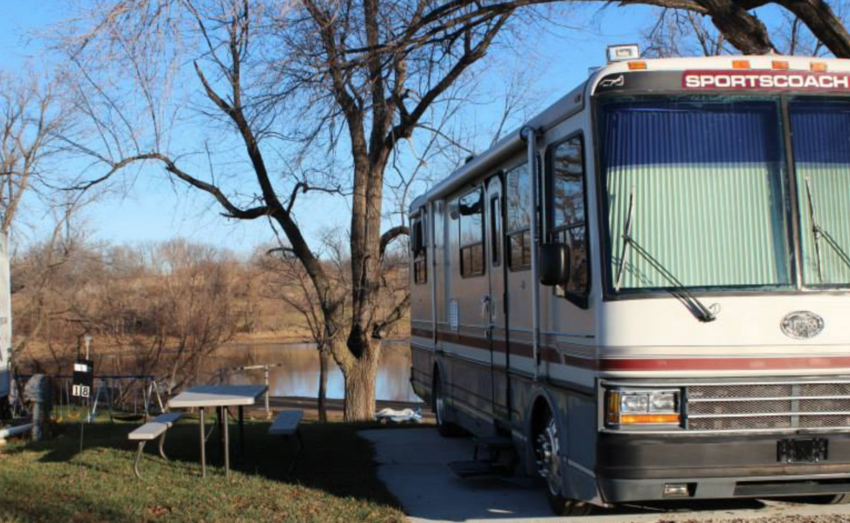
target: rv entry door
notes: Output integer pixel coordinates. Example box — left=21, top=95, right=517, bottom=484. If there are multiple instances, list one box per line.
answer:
left=486, top=174, right=510, bottom=422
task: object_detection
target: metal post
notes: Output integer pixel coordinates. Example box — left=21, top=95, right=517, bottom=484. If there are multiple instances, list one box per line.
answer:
left=199, top=407, right=206, bottom=478
left=223, top=407, right=230, bottom=478
left=217, top=407, right=224, bottom=459
left=264, top=366, right=270, bottom=418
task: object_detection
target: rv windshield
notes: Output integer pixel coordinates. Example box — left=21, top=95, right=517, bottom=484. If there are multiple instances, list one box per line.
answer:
left=789, top=98, right=850, bottom=287
left=598, top=96, right=795, bottom=292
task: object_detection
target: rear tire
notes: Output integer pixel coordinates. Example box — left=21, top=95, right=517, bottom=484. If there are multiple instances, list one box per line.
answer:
left=534, top=409, right=592, bottom=516
left=433, top=374, right=462, bottom=438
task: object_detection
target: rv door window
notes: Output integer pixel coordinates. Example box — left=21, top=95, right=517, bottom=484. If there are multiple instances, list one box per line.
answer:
left=506, top=163, right=532, bottom=270
left=459, top=189, right=485, bottom=277
left=490, top=196, right=502, bottom=267
left=549, top=136, right=589, bottom=300
left=413, top=219, right=427, bottom=284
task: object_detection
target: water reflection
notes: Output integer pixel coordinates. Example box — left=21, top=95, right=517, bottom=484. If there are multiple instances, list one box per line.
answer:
left=217, top=340, right=421, bottom=403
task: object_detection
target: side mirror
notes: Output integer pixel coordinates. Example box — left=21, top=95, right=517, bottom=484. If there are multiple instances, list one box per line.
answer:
left=538, top=243, right=571, bottom=286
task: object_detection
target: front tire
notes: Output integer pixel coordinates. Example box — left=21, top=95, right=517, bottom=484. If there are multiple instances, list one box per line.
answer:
left=433, top=374, right=462, bottom=437
left=534, top=410, right=591, bottom=516
left=800, top=493, right=850, bottom=505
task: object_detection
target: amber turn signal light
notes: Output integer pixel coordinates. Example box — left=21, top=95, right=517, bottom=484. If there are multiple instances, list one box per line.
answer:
left=620, top=414, right=681, bottom=424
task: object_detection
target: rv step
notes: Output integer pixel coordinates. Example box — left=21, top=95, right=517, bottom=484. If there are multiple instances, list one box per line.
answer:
left=473, top=436, right=514, bottom=449
left=473, top=436, right=514, bottom=460
left=448, top=460, right=511, bottom=479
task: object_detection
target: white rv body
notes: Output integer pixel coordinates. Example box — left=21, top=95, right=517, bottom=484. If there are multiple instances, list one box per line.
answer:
left=0, top=231, right=10, bottom=399
left=409, top=54, right=850, bottom=508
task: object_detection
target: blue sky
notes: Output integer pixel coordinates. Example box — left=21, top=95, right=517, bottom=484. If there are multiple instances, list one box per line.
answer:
left=0, top=1, right=662, bottom=254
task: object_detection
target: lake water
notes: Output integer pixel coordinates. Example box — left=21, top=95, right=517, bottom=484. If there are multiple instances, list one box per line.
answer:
left=214, top=339, right=421, bottom=403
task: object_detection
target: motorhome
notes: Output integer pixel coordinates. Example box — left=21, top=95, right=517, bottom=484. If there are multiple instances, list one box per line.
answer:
left=408, top=47, right=850, bottom=515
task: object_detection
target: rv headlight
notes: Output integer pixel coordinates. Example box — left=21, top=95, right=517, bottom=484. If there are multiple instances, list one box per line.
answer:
left=649, top=391, right=677, bottom=412
left=606, top=389, right=680, bottom=426
left=620, top=392, right=650, bottom=413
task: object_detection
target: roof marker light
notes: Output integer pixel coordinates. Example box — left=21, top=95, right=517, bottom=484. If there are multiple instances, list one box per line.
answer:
left=607, top=44, right=640, bottom=63
left=811, top=62, right=828, bottom=72
left=732, top=60, right=751, bottom=70
left=628, top=61, right=647, bottom=70
left=772, top=60, right=789, bottom=70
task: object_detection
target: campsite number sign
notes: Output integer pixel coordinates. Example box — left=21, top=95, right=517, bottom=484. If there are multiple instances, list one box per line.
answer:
left=72, top=359, right=94, bottom=398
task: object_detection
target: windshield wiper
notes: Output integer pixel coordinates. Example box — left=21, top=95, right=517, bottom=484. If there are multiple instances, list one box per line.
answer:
left=804, top=177, right=850, bottom=282
left=615, top=186, right=717, bottom=323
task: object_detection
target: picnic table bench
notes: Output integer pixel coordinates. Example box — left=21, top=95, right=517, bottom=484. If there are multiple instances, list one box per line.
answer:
left=269, top=410, right=304, bottom=472
left=128, top=412, right=183, bottom=479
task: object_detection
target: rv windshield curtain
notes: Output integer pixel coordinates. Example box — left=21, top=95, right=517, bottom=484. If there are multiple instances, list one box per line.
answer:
left=789, top=99, right=850, bottom=286
left=599, top=98, right=792, bottom=291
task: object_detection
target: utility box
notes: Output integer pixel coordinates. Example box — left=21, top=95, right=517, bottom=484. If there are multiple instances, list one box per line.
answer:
left=0, top=232, right=10, bottom=399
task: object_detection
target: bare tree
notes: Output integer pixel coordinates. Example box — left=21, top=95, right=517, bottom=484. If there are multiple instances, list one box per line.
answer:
left=623, top=0, right=850, bottom=57
left=0, top=71, right=74, bottom=233
left=255, top=231, right=351, bottom=422
left=54, top=0, right=540, bottom=420
left=641, top=2, right=849, bottom=57
left=9, top=201, right=91, bottom=367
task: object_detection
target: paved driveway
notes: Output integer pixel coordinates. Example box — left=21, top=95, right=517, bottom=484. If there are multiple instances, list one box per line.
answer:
left=359, top=427, right=850, bottom=523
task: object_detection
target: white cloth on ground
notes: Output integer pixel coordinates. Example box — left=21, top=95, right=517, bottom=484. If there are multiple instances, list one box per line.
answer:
left=376, top=407, right=422, bottom=423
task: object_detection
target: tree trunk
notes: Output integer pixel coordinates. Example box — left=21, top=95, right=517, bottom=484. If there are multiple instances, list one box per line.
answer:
left=317, top=346, right=330, bottom=423
left=340, top=341, right=381, bottom=422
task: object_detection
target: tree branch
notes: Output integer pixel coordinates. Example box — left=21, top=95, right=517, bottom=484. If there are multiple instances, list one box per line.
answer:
left=379, top=225, right=409, bottom=256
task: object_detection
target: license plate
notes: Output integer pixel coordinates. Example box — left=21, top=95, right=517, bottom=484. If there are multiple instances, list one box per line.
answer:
left=778, top=438, right=828, bottom=463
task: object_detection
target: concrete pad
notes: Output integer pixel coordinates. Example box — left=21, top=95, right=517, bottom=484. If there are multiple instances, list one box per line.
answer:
left=360, top=427, right=850, bottom=523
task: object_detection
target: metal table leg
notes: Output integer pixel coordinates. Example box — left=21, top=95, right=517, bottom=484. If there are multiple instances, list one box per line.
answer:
left=239, top=406, right=244, bottom=456
left=199, top=407, right=206, bottom=478
left=134, top=441, right=147, bottom=480
left=216, top=406, right=224, bottom=460
left=223, top=406, right=230, bottom=477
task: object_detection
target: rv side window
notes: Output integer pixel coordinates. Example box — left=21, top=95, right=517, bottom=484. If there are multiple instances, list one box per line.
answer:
left=490, top=196, right=501, bottom=267
left=506, top=163, right=532, bottom=270
left=413, top=219, right=427, bottom=284
left=549, top=135, right=589, bottom=301
left=459, top=189, right=485, bottom=278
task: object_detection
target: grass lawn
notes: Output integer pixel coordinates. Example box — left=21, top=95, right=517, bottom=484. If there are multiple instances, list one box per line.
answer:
left=0, top=416, right=407, bottom=523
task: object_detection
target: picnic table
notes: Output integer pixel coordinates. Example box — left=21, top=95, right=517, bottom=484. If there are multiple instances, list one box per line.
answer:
left=168, top=384, right=267, bottom=478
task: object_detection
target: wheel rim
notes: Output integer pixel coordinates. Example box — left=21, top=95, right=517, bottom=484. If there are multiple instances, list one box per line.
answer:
left=535, top=416, right=563, bottom=497
left=435, top=382, right=446, bottom=426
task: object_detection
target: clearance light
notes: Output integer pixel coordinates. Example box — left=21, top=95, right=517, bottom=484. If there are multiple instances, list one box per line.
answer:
left=772, top=60, right=790, bottom=70
left=607, top=44, right=641, bottom=63
left=606, top=389, right=681, bottom=426
left=628, top=61, right=647, bottom=70
left=812, top=62, right=828, bottom=72
left=732, top=60, right=751, bottom=70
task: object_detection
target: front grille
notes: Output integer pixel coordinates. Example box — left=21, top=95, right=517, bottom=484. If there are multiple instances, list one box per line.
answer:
left=686, top=381, right=850, bottom=431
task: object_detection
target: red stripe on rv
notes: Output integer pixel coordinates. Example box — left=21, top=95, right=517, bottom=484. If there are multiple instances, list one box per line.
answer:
left=597, top=356, right=850, bottom=372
